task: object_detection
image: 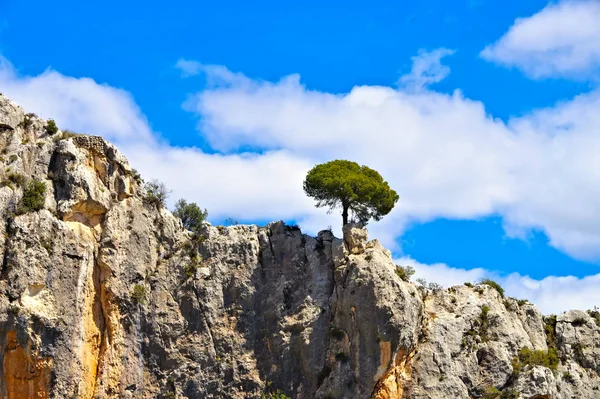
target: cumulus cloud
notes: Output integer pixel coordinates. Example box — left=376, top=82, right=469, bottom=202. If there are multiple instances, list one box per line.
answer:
left=0, top=56, right=154, bottom=144
left=184, top=60, right=600, bottom=260
left=398, top=48, right=456, bottom=90
left=399, top=256, right=600, bottom=314
left=481, top=0, right=600, bottom=79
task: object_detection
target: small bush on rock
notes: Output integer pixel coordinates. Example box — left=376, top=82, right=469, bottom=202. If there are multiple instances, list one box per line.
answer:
left=173, top=199, right=208, bottom=234
left=587, top=308, right=600, bottom=328
left=395, top=265, right=415, bottom=282
left=131, top=284, right=146, bottom=304
left=18, top=179, right=46, bottom=214
left=513, top=347, right=559, bottom=372
left=479, top=278, right=504, bottom=298
left=144, top=179, right=170, bottom=208
left=261, top=390, right=290, bottom=399
left=45, top=119, right=59, bottom=135
left=7, top=172, right=26, bottom=187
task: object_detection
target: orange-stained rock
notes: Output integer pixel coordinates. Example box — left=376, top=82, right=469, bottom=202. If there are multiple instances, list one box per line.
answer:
left=3, top=331, right=52, bottom=399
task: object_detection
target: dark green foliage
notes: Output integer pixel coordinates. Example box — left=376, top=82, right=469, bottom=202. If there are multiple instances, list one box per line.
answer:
left=516, top=298, right=529, bottom=307
left=587, top=308, right=600, bottom=328
left=131, top=168, right=143, bottom=184
left=9, top=154, right=17, bottom=163
left=572, top=342, right=586, bottom=364
left=261, top=390, right=290, bottom=399
left=7, top=172, right=26, bottom=187
left=503, top=299, right=516, bottom=312
left=183, top=253, right=203, bottom=278
left=500, top=390, right=519, bottom=399
left=464, top=282, right=473, bottom=288
left=144, top=179, right=169, bottom=207
left=131, top=284, right=146, bottom=304
left=224, top=217, right=238, bottom=226
left=544, top=315, right=557, bottom=349
left=173, top=199, right=208, bottom=234
left=462, top=305, right=491, bottom=349
left=261, top=381, right=291, bottom=399
left=18, top=179, right=46, bottom=213
left=514, top=346, right=559, bottom=371
left=285, top=224, right=300, bottom=232
left=479, top=278, right=505, bottom=298
left=395, top=265, right=415, bottom=282
left=479, top=305, right=490, bottom=341
left=563, top=372, right=576, bottom=384
left=481, top=386, right=501, bottom=399
left=45, top=119, right=59, bottom=135
left=21, top=115, right=33, bottom=129
left=303, top=160, right=399, bottom=226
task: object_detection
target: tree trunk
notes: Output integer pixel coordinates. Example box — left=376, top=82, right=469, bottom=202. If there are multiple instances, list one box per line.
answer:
left=342, top=204, right=348, bottom=226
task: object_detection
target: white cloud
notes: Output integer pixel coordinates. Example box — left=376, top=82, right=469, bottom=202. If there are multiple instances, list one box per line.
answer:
left=398, top=48, right=455, bottom=90
left=175, top=59, right=203, bottom=77
left=398, top=256, right=600, bottom=314
left=183, top=60, right=600, bottom=260
left=481, top=0, right=600, bottom=79
left=0, top=56, right=154, bottom=144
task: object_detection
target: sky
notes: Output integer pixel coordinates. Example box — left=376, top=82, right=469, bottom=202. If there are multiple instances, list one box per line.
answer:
left=1, top=0, right=600, bottom=313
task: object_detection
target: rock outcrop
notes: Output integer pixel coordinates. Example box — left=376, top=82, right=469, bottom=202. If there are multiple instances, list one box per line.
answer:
left=1, top=94, right=600, bottom=398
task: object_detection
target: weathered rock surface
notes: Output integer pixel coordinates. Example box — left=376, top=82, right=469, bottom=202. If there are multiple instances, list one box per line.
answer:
left=1, top=94, right=600, bottom=398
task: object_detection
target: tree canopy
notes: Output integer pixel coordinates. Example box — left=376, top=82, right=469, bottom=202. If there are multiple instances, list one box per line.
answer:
left=173, top=199, right=208, bottom=234
left=303, top=160, right=399, bottom=226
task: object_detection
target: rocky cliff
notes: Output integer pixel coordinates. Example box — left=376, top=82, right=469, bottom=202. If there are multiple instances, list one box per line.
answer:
left=0, top=94, right=599, bottom=399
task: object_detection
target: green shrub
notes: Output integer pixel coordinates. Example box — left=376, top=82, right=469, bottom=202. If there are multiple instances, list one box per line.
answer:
left=144, top=179, right=170, bottom=207
left=544, top=315, right=557, bottom=349
left=587, top=309, right=600, bottom=328
left=131, top=284, right=146, bottom=304
left=131, top=168, right=143, bottom=184
left=9, top=154, right=17, bottom=163
left=482, top=386, right=501, bottom=399
left=395, top=265, right=415, bottom=282
left=18, top=179, right=46, bottom=214
left=261, top=390, right=290, bottom=399
left=572, top=342, right=586, bottom=364
left=45, top=119, right=59, bottom=135
left=7, top=172, right=26, bottom=187
left=516, top=298, right=529, bottom=306
left=503, top=299, right=516, bottom=312
left=462, top=305, right=491, bottom=348
left=21, top=115, right=33, bottom=129
left=500, top=390, right=518, bottom=399
left=514, top=346, right=559, bottom=371
left=479, top=278, right=505, bottom=298
left=464, top=282, right=473, bottom=288
left=173, top=199, right=208, bottom=234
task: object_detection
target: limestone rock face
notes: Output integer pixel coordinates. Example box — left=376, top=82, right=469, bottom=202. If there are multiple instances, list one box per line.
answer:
left=1, top=94, right=600, bottom=398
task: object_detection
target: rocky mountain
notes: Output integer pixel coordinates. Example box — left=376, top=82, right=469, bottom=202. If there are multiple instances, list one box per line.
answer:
left=0, top=94, right=599, bottom=399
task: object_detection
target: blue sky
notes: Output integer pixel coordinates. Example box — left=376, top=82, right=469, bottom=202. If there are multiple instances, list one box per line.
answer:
left=2, top=0, right=600, bottom=312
